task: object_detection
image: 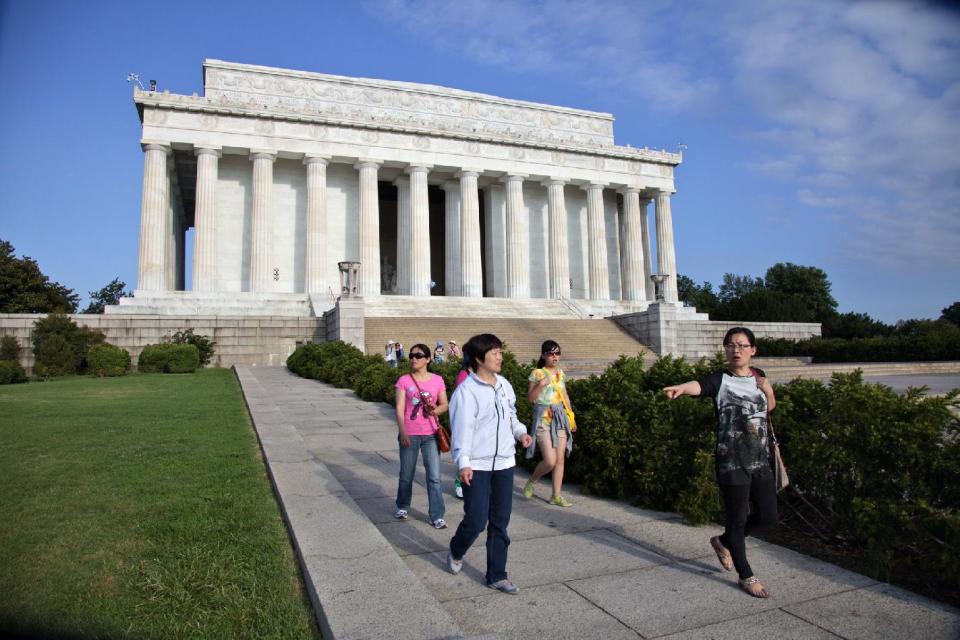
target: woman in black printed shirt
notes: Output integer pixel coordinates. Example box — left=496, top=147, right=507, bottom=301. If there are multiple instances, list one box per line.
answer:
left=663, top=327, right=777, bottom=598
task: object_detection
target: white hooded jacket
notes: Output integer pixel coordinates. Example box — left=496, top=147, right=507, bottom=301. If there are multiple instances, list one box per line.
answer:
left=449, top=371, right=527, bottom=471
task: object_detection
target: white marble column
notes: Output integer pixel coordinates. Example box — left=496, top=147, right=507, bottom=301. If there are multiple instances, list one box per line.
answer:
left=249, top=151, right=276, bottom=292
left=640, top=196, right=654, bottom=301
left=655, top=190, right=679, bottom=302
left=619, top=187, right=647, bottom=302
left=137, top=142, right=171, bottom=292
left=193, top=147, right=220, bottom=292
left=502, top=174, right=530, bottom=298
left=303, top=155, right=330, bottom=296
left=458, top=170, right=483, bottom=298
left=442, top=180, right=461, bottom=296
left=584, top=182, right=610, bottom=300
left=355, top=159, right=382, bottom=297
left=407, top=164, right=432, bottom=297
left=545, top=179, right=570, bottom=299
left=166, top=161, right=179, bottom=291
left=484, top=184, right=507, bottom=297
left=394, top=175, right=411, bottom=294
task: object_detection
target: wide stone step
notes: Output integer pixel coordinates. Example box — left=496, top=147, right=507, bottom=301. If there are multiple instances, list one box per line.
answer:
left=365, top=316, right=653, bottom=364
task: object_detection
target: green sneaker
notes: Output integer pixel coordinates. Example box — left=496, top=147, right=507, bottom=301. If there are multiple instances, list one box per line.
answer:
left=549, top=495, right=572, bottom=507
left=522, top=480, right=535, bottom=499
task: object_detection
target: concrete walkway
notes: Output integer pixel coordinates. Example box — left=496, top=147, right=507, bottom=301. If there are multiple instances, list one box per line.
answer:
left=235, top=366, right=960, bottom=640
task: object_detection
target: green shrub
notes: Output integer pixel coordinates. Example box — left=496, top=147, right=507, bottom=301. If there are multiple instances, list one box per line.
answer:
left=170, top=329, right=216, bottom=366
left=0, top=360, right=28, bottom=384
left=33, top=334, right=76, bottom=377
left=32, top=313, right=105, bottom=375
left=166, top=344, right=200, bottom=373
left=757, top=321, right=960, bottom=362
left=138, top=343, right=200, bottom=373
left=137, top=344, right=168, bottom=373
left=87, top=343, right=131, bottom=377
left=1, top=335, right=20, bottom=361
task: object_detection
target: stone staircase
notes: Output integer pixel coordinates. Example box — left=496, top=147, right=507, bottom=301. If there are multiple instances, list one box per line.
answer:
left=108, top=291, right=314, bottom=316
left=365, top=316, right=654, bottom=375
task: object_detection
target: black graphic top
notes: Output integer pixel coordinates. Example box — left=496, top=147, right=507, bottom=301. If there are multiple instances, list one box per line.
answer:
left=698, top=370, right=771, bottom=486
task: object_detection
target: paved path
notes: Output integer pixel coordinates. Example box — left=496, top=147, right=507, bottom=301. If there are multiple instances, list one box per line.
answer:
left=235, top=366, right=960, bottom=640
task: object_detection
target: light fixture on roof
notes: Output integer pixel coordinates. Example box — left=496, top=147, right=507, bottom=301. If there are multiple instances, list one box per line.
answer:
left=126, top=73, right=144, bottom=90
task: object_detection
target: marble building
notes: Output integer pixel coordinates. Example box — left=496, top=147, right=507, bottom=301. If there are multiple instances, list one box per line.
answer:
left=114, top=59, right=684, bottom=317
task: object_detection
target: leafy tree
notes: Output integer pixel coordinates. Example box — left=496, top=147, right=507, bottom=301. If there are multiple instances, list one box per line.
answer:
left=763, top=262, right=837, bottom=321
left=942, top=302, right=960, bottom=327
left=821, top=312, right=893, bottom=340
left=0, top=239, right=79, bottom=313
left=677, top=275, right=719, bottom=314
left=83, top=278, right=130, bottom=314
left=717, top=273, right=764, bottom=305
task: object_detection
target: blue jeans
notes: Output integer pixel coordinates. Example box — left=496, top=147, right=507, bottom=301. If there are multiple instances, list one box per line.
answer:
left=449, top=466, right=514, bottom=584
left=396, top=434, right=445, bottom=522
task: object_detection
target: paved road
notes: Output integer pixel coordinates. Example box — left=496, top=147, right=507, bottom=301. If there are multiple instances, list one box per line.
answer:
left=235, top=366, right=960, bottom=640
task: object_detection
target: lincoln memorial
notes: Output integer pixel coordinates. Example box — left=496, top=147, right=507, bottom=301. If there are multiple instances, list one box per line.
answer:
left=114, top=59, right=685, bottom=320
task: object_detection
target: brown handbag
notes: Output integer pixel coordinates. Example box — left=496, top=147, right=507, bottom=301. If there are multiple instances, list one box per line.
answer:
left=750, top=368, right=790, bottom=492
left=410, top=374, right=451, bottom=453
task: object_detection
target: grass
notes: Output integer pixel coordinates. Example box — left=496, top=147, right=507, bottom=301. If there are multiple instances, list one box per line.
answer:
left=0, top=370, right=321, bottom=639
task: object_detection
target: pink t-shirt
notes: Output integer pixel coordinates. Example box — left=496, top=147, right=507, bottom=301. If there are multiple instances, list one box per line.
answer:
left=395, top=373, right=446, bottom=436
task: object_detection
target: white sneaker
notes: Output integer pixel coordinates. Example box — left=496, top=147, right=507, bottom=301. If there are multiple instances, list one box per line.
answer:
left=394, top=509, right=408, bottom=520
left=447, top=551, right=463, bottom=575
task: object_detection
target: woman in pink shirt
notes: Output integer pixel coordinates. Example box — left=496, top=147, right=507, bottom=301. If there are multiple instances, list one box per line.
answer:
left=394, top=343, right=449, bottom=528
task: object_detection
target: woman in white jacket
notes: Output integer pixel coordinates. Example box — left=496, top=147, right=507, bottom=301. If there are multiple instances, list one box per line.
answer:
left=446, top=333, right=532, bottom=594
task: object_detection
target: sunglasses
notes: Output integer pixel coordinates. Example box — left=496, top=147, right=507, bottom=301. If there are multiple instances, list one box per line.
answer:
left=544, top=350, right=561, bottom=356
left=409, top=353, right=429, bottom=360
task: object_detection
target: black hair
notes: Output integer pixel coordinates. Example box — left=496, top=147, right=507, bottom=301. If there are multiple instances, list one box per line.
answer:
left=409, top=343, right=431, bottom=360
left=459, top=342, right=473, bottom=371
left=464, top=333, right=503, bottom=372
left=723, top=326, right=756, bottom=348
left=536, top=339, right=561, bottom=368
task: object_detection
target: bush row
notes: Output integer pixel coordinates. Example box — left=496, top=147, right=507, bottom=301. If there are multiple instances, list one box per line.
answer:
left=758, top=321, right=960, bottom=362
left=287, top=342, right=960, bottom=602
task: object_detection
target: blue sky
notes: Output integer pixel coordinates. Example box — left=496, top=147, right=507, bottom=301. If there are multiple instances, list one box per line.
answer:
left=1, top=0, right=957, bottom=322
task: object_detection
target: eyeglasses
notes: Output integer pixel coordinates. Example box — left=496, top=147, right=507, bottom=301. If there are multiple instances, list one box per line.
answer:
left=724, top=343, right=753, bottom=352
left=409, top=353, right=429, bottom=360
left=545, top=350, right=561, bottom=356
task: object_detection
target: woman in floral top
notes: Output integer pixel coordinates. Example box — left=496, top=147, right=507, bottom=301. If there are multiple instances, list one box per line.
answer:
left=522, top=340, right=575, bottom=507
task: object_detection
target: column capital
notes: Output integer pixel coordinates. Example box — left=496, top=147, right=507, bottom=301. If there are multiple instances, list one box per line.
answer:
left=580, top=181, right=608, bottom=192
left=618, top=186, right=642, bottom=195
left=140, top=140, right=171, bottom=153
left=455, top=169, right=482, bottom=179
left=500, top=173, right=528, bottom=184
left=195, top=146, right=222, bottom=158
left=354, top=158, right=382, bottom=170
left=656, top=189, right=674, bottom=197
left=542, top=177, right=567, bottom=187
left=441, top=180, right=460, bottom=191
left=404, top=164, right=433, bottom=174
left=392, top=175, right=409, bottom=187
left=303, top=154, right=331, bottom=166
left=250, top=150, right=277, bottom=161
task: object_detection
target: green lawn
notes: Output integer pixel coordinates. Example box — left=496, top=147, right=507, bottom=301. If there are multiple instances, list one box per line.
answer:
left=0, top=370, right=320, bottom=639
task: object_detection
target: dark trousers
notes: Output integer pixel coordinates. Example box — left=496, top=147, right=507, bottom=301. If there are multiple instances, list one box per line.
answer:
left=719, top=474, right=778, bottom=580
left=449, top=466, right=514, bottom=584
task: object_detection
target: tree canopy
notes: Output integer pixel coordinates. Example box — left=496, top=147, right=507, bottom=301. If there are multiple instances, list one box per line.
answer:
left=83, top=278, right=131, bottom=314
left=0, top=239, right=79, bottom=313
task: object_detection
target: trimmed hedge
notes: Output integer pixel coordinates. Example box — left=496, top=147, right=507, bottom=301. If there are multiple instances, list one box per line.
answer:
left=138, top=343, right=200, bottom=373
left=32, top=313, right=105, bottom=376
left=758, top=320, right=960, bottom=362
left=0, top=360, right=28, bottom=384
left=87, top=343, right=131, bottom=377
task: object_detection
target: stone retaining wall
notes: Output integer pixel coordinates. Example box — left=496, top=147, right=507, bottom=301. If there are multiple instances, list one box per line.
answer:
left=0, top=314, right=325, bottom=373
left=614, top=303, right=821, bottom=360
